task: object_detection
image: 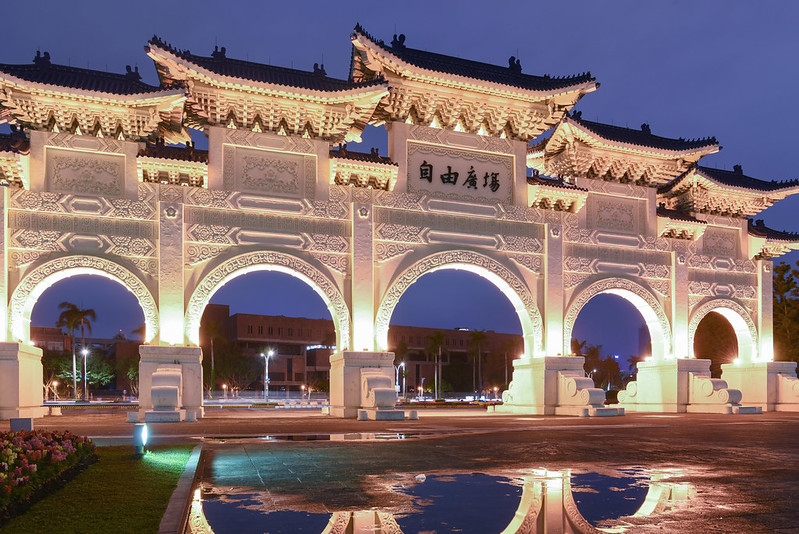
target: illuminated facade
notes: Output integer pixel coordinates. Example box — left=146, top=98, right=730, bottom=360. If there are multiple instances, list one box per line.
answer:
left=1, top=26, right=798, bottom=419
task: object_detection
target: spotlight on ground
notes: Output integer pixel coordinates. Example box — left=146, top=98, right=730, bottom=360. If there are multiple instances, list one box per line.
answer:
left=134, top=423, right=148, bottom=456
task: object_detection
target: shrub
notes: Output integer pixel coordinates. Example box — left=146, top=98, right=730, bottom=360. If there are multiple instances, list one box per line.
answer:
left=0, top=430, right=96, bottom=521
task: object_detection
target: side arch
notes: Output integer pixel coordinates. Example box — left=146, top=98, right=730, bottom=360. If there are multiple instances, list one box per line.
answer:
left=689, top=298, right=758, bottom=363
left=563, top=277, right=672, bottom=359
left=375, top=250, right=543, bottom=356
left=9, top=255, right=158, bottom=344
left=185, top=250, right=351, bottom=351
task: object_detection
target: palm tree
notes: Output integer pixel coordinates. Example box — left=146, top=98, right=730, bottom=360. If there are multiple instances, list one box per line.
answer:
left=469, top=329, right=487, bottom=397
left=202, top=320, right=225, bottom=398
left=426, top=331, right=446, bottom=399
left=57, top=302, right=95, bottom=401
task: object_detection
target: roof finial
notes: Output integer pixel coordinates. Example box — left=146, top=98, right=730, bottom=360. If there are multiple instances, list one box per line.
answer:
left=733, top=164, right=743, bottom=174
left=33, top=50, right=51, bottom=66
left=641, top=123, right=651, bottom=134
left=211, top=45, right=226, bottom=59
left=391, top=33, right=406, bottom=49
left=313, top=63, right=326, bottom=76
left=572, top=110, right=582, bottom=120
left=508, top=56, right=521, bottom=74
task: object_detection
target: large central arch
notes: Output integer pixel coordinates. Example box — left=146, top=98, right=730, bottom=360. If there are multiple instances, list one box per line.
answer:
left=563, top=277, right=672, bottom=359
left=8, top=254, right=159, bottom=344
left=185, top=250, right=351, bottom=351
left=374, top=249, right=544, bottom=356
left=689, top=298, right=758, bottom=363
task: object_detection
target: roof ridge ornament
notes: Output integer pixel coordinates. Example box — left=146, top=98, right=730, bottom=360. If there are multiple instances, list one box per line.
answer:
left=641, top=123, right=651, bottom=134
left=733, top=164, right=743, bottom=174
left=391, top=34, right=406, bottom=49
left=211, top=45, right=226, bottom=59
left=124, top=65, right=141, bottom=81
left=313, top=63, right=327, bottom=76
left=508, top=56, right=522, bottom=74
left=33, top=50, right=51, bottom=67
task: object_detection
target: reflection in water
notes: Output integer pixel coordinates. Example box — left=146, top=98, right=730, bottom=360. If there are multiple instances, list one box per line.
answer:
left=190, top=466, right=695, bottom=534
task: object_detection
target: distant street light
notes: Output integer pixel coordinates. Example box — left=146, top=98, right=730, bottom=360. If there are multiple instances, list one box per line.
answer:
left=395, top=362, right=405, bottom=395
left=81, top=348, right=89, bottom=402
left=301, top=384, right=306, bottom=400
left=53, top=380, right=59, bottom=401
left=261, top=350, right=274, bottom=400
left=222, top=384, right=228, bottom=400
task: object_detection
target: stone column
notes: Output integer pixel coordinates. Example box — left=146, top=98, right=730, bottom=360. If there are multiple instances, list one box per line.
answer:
left=0, top=343, right=47, bottom=420
left=350, top=202, right=375, bottom=352
left=157, top=201, right=185, bottom=345
left=756, top=259, right=774, bottom=362
left=0, top=187, right=8, bottom=342
left=671, top=251, right=690, bottom=358
left=544, top=218, right=564, bottom=357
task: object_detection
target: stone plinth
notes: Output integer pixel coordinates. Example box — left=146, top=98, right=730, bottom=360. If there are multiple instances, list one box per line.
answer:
left=722, top=361, right=799, bottom=411
left=0, top=343, right=47, bottom=420
left=136, top=346, right=203, bottom=422
left=619, top=358, right=758, bottom=413
left=497, top=356, right=623, bottom=417
left=329, top=351, right=401, bottom=419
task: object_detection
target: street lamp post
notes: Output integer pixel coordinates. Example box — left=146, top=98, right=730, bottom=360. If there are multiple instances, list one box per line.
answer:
left=261, top=350, right=274, bottom=400
left=81, top=348, right=89, bottom=402
left=53, top=380, right=59, bottom=401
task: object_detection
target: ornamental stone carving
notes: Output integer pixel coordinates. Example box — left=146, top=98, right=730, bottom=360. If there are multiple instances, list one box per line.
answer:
left=9, top=255, right=158, bottom=344
left=688, top=298, right=758, bottom=355
left=185, top=250, right=350, bottom=351
left=563, top=277, right=672, bottom=357
left=375, top=242, right=415, bottom=262
left=375, top=250, right=543, bottom=353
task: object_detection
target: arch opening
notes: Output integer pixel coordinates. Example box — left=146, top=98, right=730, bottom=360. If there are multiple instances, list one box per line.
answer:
left=571, top=293, right=648, bottom=390
left=185, top=251, right=350, bottom=354
left=693, top=311, right=738, bottom=377
left=376, top=251, right=543, bottom=363
left=9, top=256, right=158, bottom=345
left=387, top=270, right=524, bottom=398
left=564, top=278, right=671, bottom=362
left=689, top=300, right=757, bottom=365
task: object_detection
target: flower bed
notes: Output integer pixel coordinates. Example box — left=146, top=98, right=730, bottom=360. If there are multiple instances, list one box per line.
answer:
left=0, top=430, right=97, bottom=521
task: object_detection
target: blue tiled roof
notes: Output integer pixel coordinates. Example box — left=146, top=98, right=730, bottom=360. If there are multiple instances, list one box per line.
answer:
left=353, top=24, right=594, bottom=92
left=149, top=36, right=385, bottom=93
left=569, top=113, right=718, bottom=151
left=0, top=52, right=166, bottom=95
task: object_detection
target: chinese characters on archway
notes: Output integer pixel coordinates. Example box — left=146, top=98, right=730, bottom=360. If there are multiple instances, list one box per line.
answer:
left=419, top=160, right=500, bottom=193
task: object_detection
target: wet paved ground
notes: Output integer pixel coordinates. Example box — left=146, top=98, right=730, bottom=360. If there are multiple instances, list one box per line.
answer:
left=4, top=408, right=799, bottom=532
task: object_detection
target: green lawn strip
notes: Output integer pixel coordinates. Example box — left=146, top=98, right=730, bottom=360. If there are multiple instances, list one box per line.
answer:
left=0, top=445, right=193, bottom=534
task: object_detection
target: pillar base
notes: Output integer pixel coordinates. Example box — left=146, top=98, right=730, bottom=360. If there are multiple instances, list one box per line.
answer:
left=619, top=359, right=759, bottom=414
left=0, top=343, right=47, bottom=421
left=138, top=346, right=204, bottom=421
left=328, top=351, right=396, bottom=419
left=722, top=361, right=799, bottom=412
left=496, top=356, right=621, bottom=417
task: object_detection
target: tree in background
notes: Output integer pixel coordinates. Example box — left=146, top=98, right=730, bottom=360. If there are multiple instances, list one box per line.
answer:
left=426, top=330, right=446, bottom=399
left=203, top=320, right=226, bottom=397
left=469, top=329, right=487, bottom=396
left=216, top=345, right=260, bottom=394
left=773, top=262, right=799, bottom=364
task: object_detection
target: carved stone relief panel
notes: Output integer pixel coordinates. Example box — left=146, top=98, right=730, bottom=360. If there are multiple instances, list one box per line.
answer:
left=10, top=189, right=155, bottom=220
left=407, top=142, right=513, bottom=203
left=45, top=147, right=124, bottom=197
left=701, top=227, right=740, bottom=257
left=586, top=195, right=640, bottom=235
left=222, top=145, right=315, bottom=199
left=408, top=125, right=515, bottom=154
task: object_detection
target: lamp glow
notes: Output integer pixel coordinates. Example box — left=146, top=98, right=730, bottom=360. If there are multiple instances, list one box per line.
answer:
left=134, top=423, right=148, bottom=456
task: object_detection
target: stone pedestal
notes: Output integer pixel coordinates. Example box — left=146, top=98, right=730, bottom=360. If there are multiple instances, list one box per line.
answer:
left=0, top=343, right=47, bottom=420
left=135, top=346, right=203, bottom=422
left=496, top=356, right=622, bottom=417
left=619, top=358, right=758, bottom=413
left=329, top=351, right=403, bottom=419
left=722, top=361, right=799, bottom=411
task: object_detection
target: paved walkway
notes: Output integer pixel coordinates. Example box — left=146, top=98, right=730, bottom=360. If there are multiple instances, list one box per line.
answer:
left=4, top=408, right=799, bottom=531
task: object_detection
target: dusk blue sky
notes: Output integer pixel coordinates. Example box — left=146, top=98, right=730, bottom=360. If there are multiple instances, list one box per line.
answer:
left=15, top=1, right=799, bottom=357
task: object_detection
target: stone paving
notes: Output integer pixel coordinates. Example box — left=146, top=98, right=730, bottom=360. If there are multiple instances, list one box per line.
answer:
left=3, top=408, right=799, bottom=532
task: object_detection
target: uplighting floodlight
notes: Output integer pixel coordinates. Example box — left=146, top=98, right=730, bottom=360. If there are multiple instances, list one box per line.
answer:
left=134, top=423, right=148, bottom=456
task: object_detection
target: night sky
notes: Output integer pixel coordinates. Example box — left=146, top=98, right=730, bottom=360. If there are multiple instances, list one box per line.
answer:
left=13, top=1, right=799, bottom=357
